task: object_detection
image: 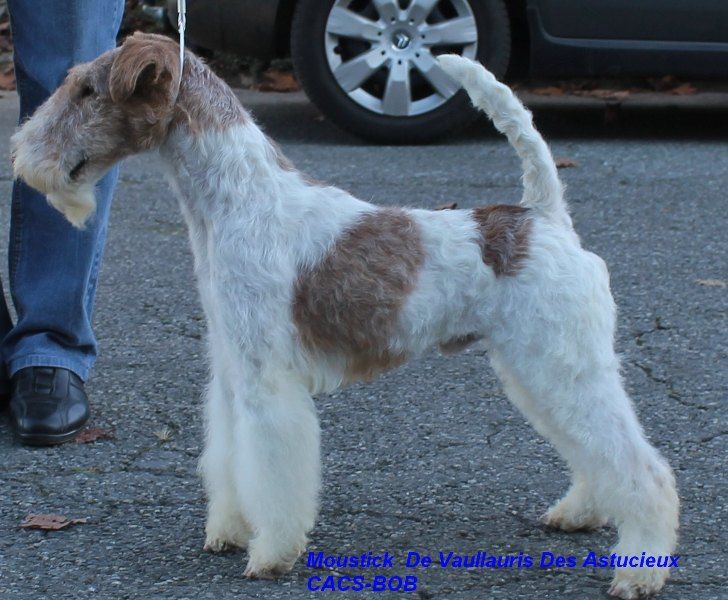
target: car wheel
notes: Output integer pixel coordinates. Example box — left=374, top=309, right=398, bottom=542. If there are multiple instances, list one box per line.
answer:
left=291, top=0, right=511, bottom=144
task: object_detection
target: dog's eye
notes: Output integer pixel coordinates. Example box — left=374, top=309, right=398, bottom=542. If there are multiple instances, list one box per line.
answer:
left=79, top=85, right=95, bottom=99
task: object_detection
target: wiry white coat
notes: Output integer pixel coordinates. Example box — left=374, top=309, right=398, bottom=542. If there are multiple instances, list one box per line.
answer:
left=13, top=46, right=678, bottom=599
left=157, top=56, right=678, bottom=599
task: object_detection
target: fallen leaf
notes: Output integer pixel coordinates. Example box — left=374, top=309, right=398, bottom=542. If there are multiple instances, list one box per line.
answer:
left=696, top=279, right=727, bottom=288
left=649, top=75, right=680, bottom=91
left=73, top=427, right=114, bottom=444
left=435, top=202, right=458, bottom=210
left=555, top=158, right=578, bottom=169
left=669, top=83, right=697, bottom=96
left=153, top=427, right=173, bottom=443
left=576, top=89, right=630, bottom=102
left=21, top=514, right=88, bottom=531
left=256, top=69, right=300, bottom=93
left=531, top=86, right=565, bottom=97
left=0, top=64, right=15, bottom=91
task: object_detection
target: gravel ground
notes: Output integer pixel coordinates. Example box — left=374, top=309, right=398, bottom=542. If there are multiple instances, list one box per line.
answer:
left=0, top=89, right=726, bottom=599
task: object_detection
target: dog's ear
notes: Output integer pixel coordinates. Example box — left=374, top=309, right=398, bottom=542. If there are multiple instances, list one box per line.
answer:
left=109, top=32, right=180, bottom=111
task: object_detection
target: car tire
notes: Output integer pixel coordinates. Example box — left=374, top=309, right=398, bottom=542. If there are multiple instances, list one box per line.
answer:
left=291, top=0, right=511, bottom=144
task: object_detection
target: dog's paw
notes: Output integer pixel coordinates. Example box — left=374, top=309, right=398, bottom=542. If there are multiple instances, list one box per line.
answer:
left=243, top=551, right=299, bottom=579
left=541, top=504, right=608, bottom=532
left=243, top=560, right=293, bottom=579
left=542, top=487, right=608, bottom=532
left=243, top=534, right=305, bottom=579
left=608, top=568, right=669, bottom=599
left=203, top=538, right=241, bottom=553
left=204, top=516, right=252, bottom=553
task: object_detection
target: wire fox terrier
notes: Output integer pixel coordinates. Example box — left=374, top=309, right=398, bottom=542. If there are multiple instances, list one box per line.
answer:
left=12, top=33, right=679, bottom=599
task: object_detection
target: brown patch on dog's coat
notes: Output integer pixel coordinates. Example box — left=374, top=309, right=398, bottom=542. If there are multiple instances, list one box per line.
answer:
left=114, top=34, right=247, bottom=134
left=174, top=53, right=248, bottom=132
left=293, top=209, right=423, bottom=382
left=110, top=33, right=179, bottom=107
left=109, top=33, right=182, bottom=148
left=472, top=205, right=532, bottom=276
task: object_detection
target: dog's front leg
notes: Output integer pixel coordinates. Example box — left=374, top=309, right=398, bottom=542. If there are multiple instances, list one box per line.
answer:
left=230, top=375, right=321, bottom=578
left=200, top=372, right=254, bottom=553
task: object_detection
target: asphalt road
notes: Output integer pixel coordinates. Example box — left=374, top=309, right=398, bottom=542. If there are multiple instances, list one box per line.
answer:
left=0, top=89, right=726, bottom=600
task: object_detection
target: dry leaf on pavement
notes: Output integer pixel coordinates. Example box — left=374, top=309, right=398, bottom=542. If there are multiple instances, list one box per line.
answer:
left=73, top=427, right=115, bottom=444
left=669, top=83, right=697, bottom=95
left=153, top=427, right=173, bottom=442
left=0, top=64, right=15, bottom=91
left=256, top=69, right=300, bottom=93
left=21, top=514, right=88, bottom=531
left=649, top=75, right=680, bottom=91
left=555, top=158, right=578, bottom=169
left=696, top=279, right=727, bottom=288
left=531, top=86, right=565, bottom=96
left=575, top=89, right=630, bottom=102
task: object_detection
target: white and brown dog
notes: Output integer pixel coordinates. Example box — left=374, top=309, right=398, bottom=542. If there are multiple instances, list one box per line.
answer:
left=11, top=33, right=679, bottom=599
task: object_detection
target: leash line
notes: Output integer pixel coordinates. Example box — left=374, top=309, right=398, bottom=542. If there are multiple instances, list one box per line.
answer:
left=177, top=0, right=187, bottom=75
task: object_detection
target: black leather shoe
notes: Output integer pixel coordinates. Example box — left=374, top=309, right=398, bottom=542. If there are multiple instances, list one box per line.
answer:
left=9, top=367, right=90, bottom=446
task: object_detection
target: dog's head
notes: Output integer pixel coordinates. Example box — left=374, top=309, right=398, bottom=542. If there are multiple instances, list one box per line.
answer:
left=11, top=32, right=181, bottom=227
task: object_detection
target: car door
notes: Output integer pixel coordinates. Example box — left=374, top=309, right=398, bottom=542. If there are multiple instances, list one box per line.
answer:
left=536, top=0, right=728, bottom=43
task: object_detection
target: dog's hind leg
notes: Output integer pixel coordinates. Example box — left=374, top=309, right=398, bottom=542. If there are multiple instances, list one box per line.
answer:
left=200, top=372, right=254, bottom=552
left=230, top=375, right=321, bottom=578
left=490, top=350, right=679, bottom=599
left=492, top=361, right=607, bottom=532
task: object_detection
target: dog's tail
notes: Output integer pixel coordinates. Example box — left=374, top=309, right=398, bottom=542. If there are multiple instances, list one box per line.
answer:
left=437, top=54, right=571, bottom=227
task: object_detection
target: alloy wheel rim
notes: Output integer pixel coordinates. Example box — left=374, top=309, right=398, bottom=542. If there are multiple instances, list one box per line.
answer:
left=325, top=0, right=479, bottom=117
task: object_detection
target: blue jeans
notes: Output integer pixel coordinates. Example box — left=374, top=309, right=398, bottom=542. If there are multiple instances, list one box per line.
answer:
left=2, top=0, right=125, bottom=383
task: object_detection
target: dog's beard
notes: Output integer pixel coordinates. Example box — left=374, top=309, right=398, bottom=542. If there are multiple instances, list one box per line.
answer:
left=11, top=122, right=101, bottom=229
left=14, top=161, right=98, bottom=229
left=46, top=184, right=97, bottom=228
left=12, top=148, right=99, bottom=229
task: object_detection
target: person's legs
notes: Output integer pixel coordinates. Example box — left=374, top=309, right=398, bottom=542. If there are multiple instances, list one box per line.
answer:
left=0, top=279, right=12, bottom=403
left=4, top=0, right=124, bottom=381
